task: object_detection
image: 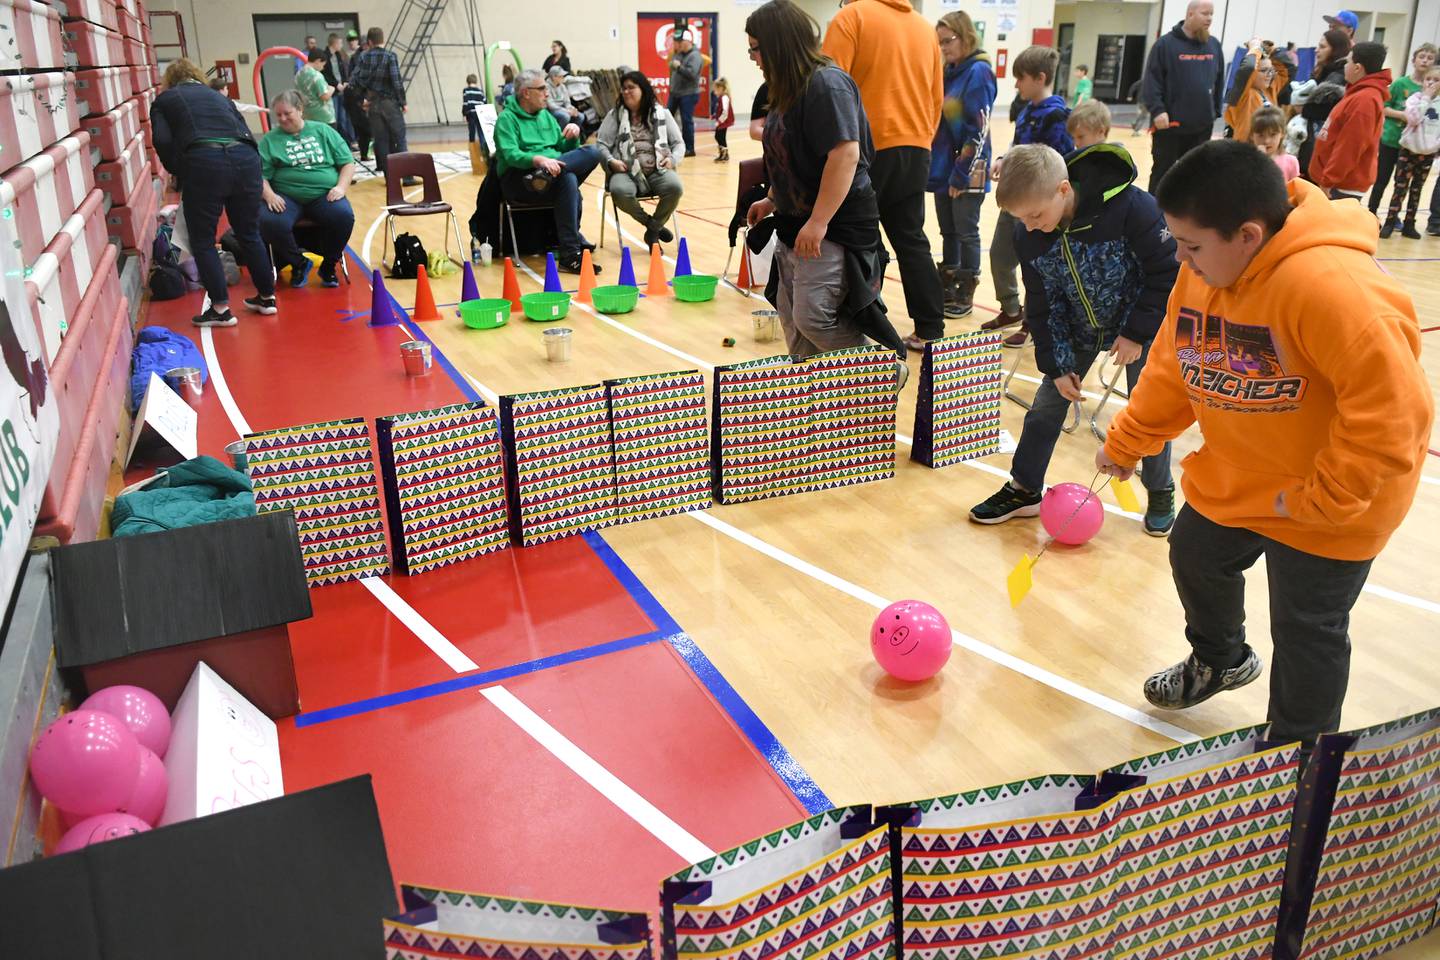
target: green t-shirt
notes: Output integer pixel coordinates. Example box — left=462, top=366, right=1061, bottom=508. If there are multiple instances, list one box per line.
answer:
left=259, top=122, right=352, bottom=202
left=1381, top=75, right=1421, bottom=147
left=295, top=65, right=335, bottom=124
left=1073, top=76, right=1093, bottom=106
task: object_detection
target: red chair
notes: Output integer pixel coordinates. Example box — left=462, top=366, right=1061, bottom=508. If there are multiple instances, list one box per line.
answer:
left=381, top=152, right=465, bottom=271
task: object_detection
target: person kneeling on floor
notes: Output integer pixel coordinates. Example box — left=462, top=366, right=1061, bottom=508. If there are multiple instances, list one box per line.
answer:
left=1097, top=140, right=1432, bottom=749
left=492, top=68, right=604, bottom=274
left=258, top=90, right=356, bottom=289
left=596, top=71, right=685, bottom=249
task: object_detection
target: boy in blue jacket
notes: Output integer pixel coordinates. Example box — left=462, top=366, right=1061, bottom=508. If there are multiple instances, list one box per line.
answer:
left=985, top=46, right=1073, bottom=342
left=970, top=142, right=1180, bottom=535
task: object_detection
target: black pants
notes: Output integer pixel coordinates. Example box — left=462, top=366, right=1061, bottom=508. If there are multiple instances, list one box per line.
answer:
left=869, top=146, right=945, bottom=340
left=1148, top=129, right=1211, bottom=194
left=715, top=126, right=728, bottom=149
left=179, top=144, right=274, bottom=304
left=344, top=88, right=370, bottom=157
left=1368, top=143, right=1400, bottom=213
left=1168, top=505, right=1373, bottom=746
left=369, top=98, right=408, bottom=174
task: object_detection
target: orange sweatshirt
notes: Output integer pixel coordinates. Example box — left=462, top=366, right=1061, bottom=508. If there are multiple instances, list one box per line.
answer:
left=1104, top=179, right=1432, bottom=561
left=821, top=0, right=943, bottom=151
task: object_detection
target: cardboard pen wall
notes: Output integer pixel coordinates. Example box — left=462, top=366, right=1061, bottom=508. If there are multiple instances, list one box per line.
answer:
left=0, top=775, right=399, bottom=960
left=50, top=511, right=314, bottom=716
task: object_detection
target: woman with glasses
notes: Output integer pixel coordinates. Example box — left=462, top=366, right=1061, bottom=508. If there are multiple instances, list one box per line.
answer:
left=596, top=71, right=685, bottom=249
left=742, top=0, right=906, bottom=378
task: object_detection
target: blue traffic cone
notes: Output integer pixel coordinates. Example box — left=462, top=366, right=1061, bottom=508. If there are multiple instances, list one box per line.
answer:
left=674, top=237, right=693, bottom=277
left=617, top=246, right=637, bottom=288
left=369, top=270, right=399, bottom=326
left=458, top=260, right=480, bottom=313
left=544, top=252, right=563, bottom=293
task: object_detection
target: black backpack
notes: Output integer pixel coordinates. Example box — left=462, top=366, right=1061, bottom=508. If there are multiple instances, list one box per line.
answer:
left=391, top=233, right=428, bottom=279
left=147, top=224, right=187, bottom=300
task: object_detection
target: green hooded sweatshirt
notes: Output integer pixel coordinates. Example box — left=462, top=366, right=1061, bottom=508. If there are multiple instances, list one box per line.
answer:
left=492, top=98, right=579, bottom=176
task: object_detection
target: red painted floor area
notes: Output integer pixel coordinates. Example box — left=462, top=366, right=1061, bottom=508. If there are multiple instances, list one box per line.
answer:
left=279, top=642, right=807, bottom=909
left=138, top=272, right=809, bottom=906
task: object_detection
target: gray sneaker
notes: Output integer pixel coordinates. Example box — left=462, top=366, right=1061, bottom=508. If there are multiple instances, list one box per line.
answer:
left=1145, top=647, right=1262, bottom=710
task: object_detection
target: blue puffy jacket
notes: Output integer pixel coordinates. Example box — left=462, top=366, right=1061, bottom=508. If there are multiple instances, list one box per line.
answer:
left=1013, top=94, right=1073, bottom=153
left=927, top=52, right=997, bottom=194
left=1014, top=143, right=1179, bottom=378
left=129, top=326, right=207, bottom=411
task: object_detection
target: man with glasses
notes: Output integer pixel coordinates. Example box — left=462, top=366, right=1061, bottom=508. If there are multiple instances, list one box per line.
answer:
left=492, top=68, right=604, bottom=274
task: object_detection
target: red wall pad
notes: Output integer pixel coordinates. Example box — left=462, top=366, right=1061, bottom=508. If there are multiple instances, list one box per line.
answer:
left=375, top=401, right=511, bottom=576
left=73, top=66, right=128, bottom=118
left=244, top=417, right=393, bottom=586
left=911, top=331, right=1004, bottom=467
left=26, top=188, right=111, bottom=363
left=61, top=0, right=119, bottom=31
left=134, top=86, right=154, bottom=121
left=386, top=886, right=651, bottom=960
left=605, top=369, right=712, bottom=523
left=116, top=4, right=141, bottom=39
left=499, top=385, right=617, bottom=546
left=84, top=96, right=138, bottom=160
left=126, top=63, right=148, bottom=96
left=0, top=132, right=97, bottom=268
left=94, top=129, right=145, bottom=205
left=113, top=0, right=135, bottom=19
left=0, top=73, right=79, bottom=176
left=122, top=34, right=145, bottom=66
left=104, top=157, right=152, bottom=247
left=63, top=18, right=124, bottom=67
left=0, top=0, right=65, bottom=73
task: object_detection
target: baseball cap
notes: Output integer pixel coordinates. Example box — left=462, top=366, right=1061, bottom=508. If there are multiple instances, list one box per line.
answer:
left=1324, top=10, right=1358, bottom=31
left=346, top=29, right=359, bottom=39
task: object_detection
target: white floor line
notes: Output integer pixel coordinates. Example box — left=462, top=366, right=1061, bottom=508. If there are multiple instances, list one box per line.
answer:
left=1421, top=475, right=1440, bottom=488
left=464, top=372, right=501, bottom=406
left=359, top=577, right=480, bottom=672
left=481, top=686, right=716, bottom=862
left=688, top=510, right=1199, bottom=744
left=1359, top=583, right=1440, bottom=615
left=200, top=327, right=251, bottom=436
left=361, top=172, right=464, bottom=270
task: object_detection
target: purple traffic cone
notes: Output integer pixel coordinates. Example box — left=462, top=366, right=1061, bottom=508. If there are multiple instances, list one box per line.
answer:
left=617, top=246, right=637, bottom=288
left=674, top=237, right=693, bottom=277
left=544, top=252, right=563, bottom=293
left=369, top=269, right=399, bottom=326
left=459, top=260, right=480, bottom=313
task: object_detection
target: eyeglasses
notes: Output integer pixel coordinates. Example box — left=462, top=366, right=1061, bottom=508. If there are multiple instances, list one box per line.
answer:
left=525, top=85, right=547, bottom=91
left=939, top=35, right=960, bottom=45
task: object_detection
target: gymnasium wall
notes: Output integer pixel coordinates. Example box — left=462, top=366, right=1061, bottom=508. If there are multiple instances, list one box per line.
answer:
left=1052, top=0, right=1162, bottom=100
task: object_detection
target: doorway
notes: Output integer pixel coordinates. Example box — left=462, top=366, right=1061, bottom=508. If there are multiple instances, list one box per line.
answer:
left=253, top=14, right=358, bottom=108
left=1056, top=22, right=1075, bottom=99
left=1093, top=34, right=1146, bottom=102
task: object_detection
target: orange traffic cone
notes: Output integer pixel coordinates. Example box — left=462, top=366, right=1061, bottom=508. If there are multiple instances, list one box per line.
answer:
left=737, top=247, right=753, bottom=289
left=577, top=249, right=597, bottom=305
left=412, top=264, right=440, bottom=321
left=646, top=244, right=670, bottom=298
left=502, top=256, right=523, bottom=311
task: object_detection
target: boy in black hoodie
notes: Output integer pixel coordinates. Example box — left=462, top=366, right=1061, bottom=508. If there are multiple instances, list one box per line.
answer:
left=970, top=142, right=1180, bottom=535
left=1142, top=0, right=1226, bottom=192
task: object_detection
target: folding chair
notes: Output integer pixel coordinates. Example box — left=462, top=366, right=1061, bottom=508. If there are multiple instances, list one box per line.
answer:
left=498, top=192, right=557, bottom=262
left=722, top=158, right=768, bottom=298
left=598, top=179, right=682, bottom=248
left=381, top=152, right=465, bottom=271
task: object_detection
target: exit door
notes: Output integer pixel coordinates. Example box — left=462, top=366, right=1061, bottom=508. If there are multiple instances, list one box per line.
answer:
left=253, top=14, right=358, bottom=109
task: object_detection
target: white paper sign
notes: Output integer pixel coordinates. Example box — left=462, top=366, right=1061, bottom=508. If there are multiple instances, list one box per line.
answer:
left=126, top=372, right=198, bottom=466
left=160, top=662, right=284, bottom=826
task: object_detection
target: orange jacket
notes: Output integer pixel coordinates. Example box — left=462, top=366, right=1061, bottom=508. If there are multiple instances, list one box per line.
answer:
left=822, top=0, right=943, bottom=151
left=1310, top=70, right=1392, bottom=192
left=1104, top=179, right=1432, bottom=561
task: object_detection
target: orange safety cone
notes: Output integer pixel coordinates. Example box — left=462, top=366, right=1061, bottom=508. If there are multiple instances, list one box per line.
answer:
left=577, top=249, right=597, bottom=305
left=502, top=256, right=523, bottom=311
left=412, top=264, right=441, bottom=321
left=737, top=247, right=753, bottom=289
left=645, top=243, right=670, bottom=298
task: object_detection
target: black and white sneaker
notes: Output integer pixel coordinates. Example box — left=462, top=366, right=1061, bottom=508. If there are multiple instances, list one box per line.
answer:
left=191, top=305, right=237, bottom=327
left=243, top=295, right=278, bottom=315
left=969, top=482, right=1043, bottom=524
left=555, top=252, right=602, bottom=275
left=1145, top=486, right=1177, bottom=537
left=1144, top=647, right=1262, bottom=710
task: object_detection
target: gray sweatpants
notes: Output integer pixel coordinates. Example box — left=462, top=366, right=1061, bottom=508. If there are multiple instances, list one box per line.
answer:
left=988, top=208, right=1021, bottom=316
left=772, top=239, right=867, bottom=360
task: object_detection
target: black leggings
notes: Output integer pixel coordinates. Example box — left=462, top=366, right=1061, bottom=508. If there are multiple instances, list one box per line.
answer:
left=715, top=126, right=728, bottom=148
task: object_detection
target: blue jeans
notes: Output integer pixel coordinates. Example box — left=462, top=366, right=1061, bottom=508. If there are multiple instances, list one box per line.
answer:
left=934, top=190, right=985, bottom=272
left=334, top=95, right=354, bottom=144
left=179, top=143, right=274, bottom=304
left=669, top=92, right=698, bottom=153
left=1010, top=342, right=1173, bottom=494
left=500, top=146, right=600, bottom=254
left=258, top=192, right=355, bottom=272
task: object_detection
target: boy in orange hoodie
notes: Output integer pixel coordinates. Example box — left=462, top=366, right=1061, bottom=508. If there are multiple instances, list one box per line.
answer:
left=1097, top=140, right=1432, bottom=747
left=1310, top=41, right=1392, bottom=200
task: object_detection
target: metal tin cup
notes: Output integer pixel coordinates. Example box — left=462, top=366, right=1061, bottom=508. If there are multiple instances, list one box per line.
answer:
left=543, top=327, right=573, bottom=362
left=751, top=310, right=780, bottom=343
left=224, top=439, right=248, bottom=473
left=163, top=366, right=204, bottom=403
left=400, top=340, right=432, bottom=376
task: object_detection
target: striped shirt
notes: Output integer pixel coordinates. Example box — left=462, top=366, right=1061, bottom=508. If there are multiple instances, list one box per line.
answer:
left=462, top=85, right=486, bottom=116
left=349, top=45, right=405, bottom=106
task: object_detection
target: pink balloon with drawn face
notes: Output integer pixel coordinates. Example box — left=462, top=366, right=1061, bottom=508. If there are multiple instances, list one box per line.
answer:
left=871, top=600, right=952, bottom=682
left=53, top=813, right=150, bottom=855
left=28, top=710, right=142, bottom=817
left=81, top=685, right=171, bottom=758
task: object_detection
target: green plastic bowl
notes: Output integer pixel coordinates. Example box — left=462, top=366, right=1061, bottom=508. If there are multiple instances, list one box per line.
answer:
left=590, top=284, right=639, bottom=314
left=521, top=291, right=572, bottom=322
left=672, top=274, right=718, bottom=303
left=459, top=297, right=511, bottom=330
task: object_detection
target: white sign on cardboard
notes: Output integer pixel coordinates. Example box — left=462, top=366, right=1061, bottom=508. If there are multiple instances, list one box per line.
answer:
left=159, top=662, right=284, bottom=826
left=126, top=372, right=198, bottom=466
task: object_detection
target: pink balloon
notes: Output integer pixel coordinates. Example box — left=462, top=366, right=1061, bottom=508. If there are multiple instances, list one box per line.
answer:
left=81, top=685, right=171, bottom=758
left=29, top=711, right=142, bottom=817
left=871, top=600, right=952, bottom=682
left=1039, top=482, right=1105, bottom=545
left=120, top=747, right=168, bottom=825
left=54, top=813, right=150, bottom=855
